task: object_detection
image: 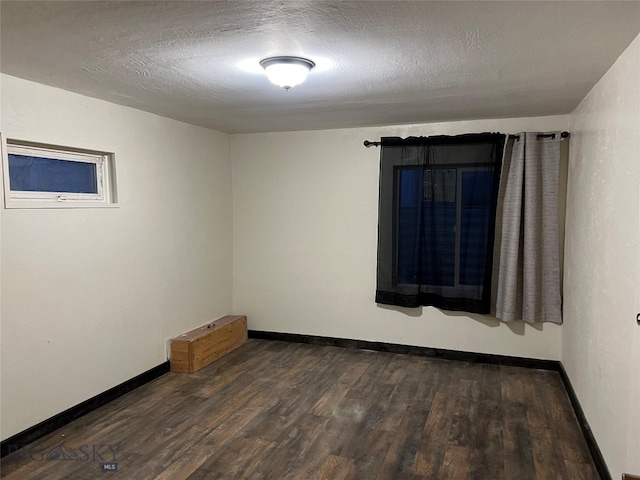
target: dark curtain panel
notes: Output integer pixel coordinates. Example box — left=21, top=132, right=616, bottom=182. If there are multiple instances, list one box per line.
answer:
left=376, top=133, right=505, bottom=313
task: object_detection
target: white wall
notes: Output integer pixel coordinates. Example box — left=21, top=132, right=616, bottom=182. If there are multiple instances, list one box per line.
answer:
left=564, top=33, right=640, bottom=479
left=0, top=74, right=233, bottom=440
left=232, top=115, right=568, bottom=361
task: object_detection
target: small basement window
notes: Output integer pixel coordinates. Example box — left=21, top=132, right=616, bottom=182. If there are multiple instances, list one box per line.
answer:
left=2, top=137, right=117, bottom=208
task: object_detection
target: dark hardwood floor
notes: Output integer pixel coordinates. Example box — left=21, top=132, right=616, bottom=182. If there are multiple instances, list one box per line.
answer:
left=1, top=339, right=599, bottom=479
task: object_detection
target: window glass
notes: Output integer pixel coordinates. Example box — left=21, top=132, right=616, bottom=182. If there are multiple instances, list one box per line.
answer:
left=460, top=170, right=493, bottom=285
left=397, top=168, right=457, bottom=286
left=396, top=167, right=493, bottom=288
left=9, top=154, right=98, bottom=194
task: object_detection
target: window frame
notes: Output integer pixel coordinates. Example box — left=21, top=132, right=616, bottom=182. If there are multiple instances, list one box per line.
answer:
left=1, top=135, right=117, bottom=209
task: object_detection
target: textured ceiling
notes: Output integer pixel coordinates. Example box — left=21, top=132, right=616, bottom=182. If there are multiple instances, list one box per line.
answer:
left=1, top=1, right=639, bottom=134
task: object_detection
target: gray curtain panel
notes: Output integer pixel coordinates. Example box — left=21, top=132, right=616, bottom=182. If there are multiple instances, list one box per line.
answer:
left=492, top=132, right=563, bottom=323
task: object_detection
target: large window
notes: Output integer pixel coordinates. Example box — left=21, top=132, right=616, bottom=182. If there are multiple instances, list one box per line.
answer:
left=376, top=134, right=504, bottom=313
left=397, top=167, right=494, bottom=291
left=2, top=137, right=116, bottom=208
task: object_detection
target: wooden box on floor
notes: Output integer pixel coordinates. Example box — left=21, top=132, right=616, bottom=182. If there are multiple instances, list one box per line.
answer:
left=170, top=315, right=247, bottom=373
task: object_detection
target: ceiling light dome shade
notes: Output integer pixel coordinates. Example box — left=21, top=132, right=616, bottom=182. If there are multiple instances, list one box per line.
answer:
left=260, top=56, right=315, bottom=90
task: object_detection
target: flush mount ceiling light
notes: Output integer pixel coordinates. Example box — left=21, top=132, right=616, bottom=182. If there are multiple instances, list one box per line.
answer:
left=259, top=56, right=315, bottom=90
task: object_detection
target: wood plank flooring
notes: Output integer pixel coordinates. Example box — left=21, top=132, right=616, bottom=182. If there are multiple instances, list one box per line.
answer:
left=1, top=339, right=599, bottom=479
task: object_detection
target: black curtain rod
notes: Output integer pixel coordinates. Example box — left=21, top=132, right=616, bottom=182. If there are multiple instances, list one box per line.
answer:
left=509, top=131, right=570, bottom=141
left=363, top=131, right=570, bottom=147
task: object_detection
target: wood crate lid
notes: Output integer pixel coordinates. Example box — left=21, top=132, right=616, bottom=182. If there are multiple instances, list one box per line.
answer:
left=171, top=315, right=246, bottom=342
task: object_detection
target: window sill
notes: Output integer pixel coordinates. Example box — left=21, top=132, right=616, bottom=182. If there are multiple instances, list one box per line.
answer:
left=4, top=201, right=120, bottom=210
